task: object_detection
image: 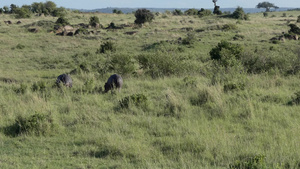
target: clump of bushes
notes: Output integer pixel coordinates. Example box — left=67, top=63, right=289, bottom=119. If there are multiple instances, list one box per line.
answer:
left=210, top=40, right=244, bottom=67
left=198, top=8, right=212, bottom=17
left=134, top=8, right=154, bottom=24
left=288, top=24, right=300, bottom=35
left=231, top=6, right=249, bottom=20
left=119, top=94, right=148, bottom=109
left=172, top=9, right=183, bottom=16
left=89, top=16, right=100, bottom=27
left=137, top=52, right=192, bottom=78
left=6, top=113, right=54, bottom=136
left=222, top=23, right=238, bottom=31
left=55, top=17, right=70, bottom=26
left=184, top=8, right=198, bottom=15
left=96, top=41, right=116, bottom=54
left=287, top=91, right=300, bottom=105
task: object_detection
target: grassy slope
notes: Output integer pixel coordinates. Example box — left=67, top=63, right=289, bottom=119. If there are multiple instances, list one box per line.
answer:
left=0, top=11, right=300, bottom=168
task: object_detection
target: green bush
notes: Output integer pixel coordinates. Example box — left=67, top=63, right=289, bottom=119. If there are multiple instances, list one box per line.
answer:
left=109, top=53, right=138, bottom=75
left=184, top=8, right=198, bottom=15
left=213, top=6, right=222, bottom=15
left=287, top=91, right=300, bottom=105
left=198, top=8, right=212, bottom=18
left=173, top=9, right=183, bottom=16
left=15, top=7, right=31, bottom=18
left=137, top=52, right=192, bottom=78
left=222, top=23, right=238, bottom=31
left=89, top=16, right=100, bottom=27
left=55, top=17, right=70, bottom=26
left=119, top=94, right=148, bottom=109
left=297, top=15, right=300, bottom=23
left=96, top=41, right=116, bottom=54
left=6, top=113, right=54, bottom=136
left=231, top=6, right=249, bottom=20
left=134, top=9, right=154, bottom=24
left=210, top=40, right=244, bottom=67
left=181, top=33, right=197, bottom=45
left=263, top=12, right=269, bottom=17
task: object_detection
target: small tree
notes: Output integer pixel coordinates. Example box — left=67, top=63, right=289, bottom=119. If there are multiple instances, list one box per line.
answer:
left=173, top=9, right=183, bottom=16
left=232, top=6, right=249, bottom=20
left=198, top=8, right=212, bottom=17
left=256, top=1, right=279, bottom=12
left=134, top=8, right=154, bottom=24
left=89, top=16, right=100, bottom=27
left=56, top=17, right=70, bottom=26
left=210, top=40, right=244, bottom=67
left=184, top=8, right=198, bottom=15
left=15, top=7, right=32, bottom=18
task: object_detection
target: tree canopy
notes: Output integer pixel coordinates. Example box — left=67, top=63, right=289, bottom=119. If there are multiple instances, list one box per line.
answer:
left=256, top=1, right=279, bottom=12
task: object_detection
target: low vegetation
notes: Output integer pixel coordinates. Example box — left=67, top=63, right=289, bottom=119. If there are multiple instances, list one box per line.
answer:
left=0, top=3, right=300, bottom=168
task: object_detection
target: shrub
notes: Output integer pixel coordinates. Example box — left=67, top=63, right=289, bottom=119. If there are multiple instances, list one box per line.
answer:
left=137, top=52, right=192, bottom=78
left=134, top=8, right=154, bottom=24
left=74, top=27, right=88, bottom=35
left=96, top=41, right=116, bottom=54
left=119, top=94, right=148, bottom=109
left=297, top=15, right=300, bottom=23
left=222, top=23, right=238, bottom=31
left=15, top=7, right=31, bottom=18
left=181, top=33, right=196, bottom=45
left=288, top=24, right=300, bottom=35
left=89, top=16, right=100, bottom=27
left=109, top=53, right=138, bottom=75
left=209, top=40, right=244, bottom=67
left=184, top=8, right=198, bottom=15
left=55, top=17, right=70, bottom=26
left=173, top=9, right=183, bottom=16
left=198, top=8, right=212, bottom=17
left=287, top=91, right=300, bottom=105
left=232, top=6, right=249, bottom=20
left=6, top=113, right=54, bottom=136
left=263, top=12, right=269, bottom=17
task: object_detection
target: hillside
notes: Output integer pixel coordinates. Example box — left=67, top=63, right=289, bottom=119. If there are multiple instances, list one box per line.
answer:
left=0, top=10, right=300, bottom=168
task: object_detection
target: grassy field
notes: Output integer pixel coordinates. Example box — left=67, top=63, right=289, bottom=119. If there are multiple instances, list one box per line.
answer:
left=0, top=10, right=300, bottom=168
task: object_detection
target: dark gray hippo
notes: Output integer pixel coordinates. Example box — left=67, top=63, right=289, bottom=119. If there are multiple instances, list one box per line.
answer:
left=104, top=74, right=123, bottom=93
left=56, top=74, right=73, bottom=87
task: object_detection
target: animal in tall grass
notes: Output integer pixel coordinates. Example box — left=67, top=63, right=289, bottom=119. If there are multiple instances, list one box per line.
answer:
left=56, top=74, right=73, bottom=87
left=104, top=74, right=123, bottom=93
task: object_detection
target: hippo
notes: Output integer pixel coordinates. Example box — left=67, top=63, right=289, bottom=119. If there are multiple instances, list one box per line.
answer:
left=56, top=74, right=73, bottom=87
left=104, top=74, right=123, bottom=93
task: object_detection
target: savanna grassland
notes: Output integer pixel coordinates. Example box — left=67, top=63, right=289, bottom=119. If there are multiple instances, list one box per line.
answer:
left=1, top=9, right=300, bottom=169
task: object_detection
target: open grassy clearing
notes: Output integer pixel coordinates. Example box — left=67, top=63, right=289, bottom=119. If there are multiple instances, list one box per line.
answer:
left=0, top=10, right=300, bottom=168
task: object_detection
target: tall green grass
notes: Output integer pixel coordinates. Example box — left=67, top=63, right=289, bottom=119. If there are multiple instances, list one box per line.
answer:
left=0, top=10, right=300, bottom=168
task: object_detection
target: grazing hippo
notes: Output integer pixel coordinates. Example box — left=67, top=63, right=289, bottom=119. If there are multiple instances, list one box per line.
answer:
left=56, top=74, right=73, bottom=87
left=104, top=74, right=123, bottom=93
